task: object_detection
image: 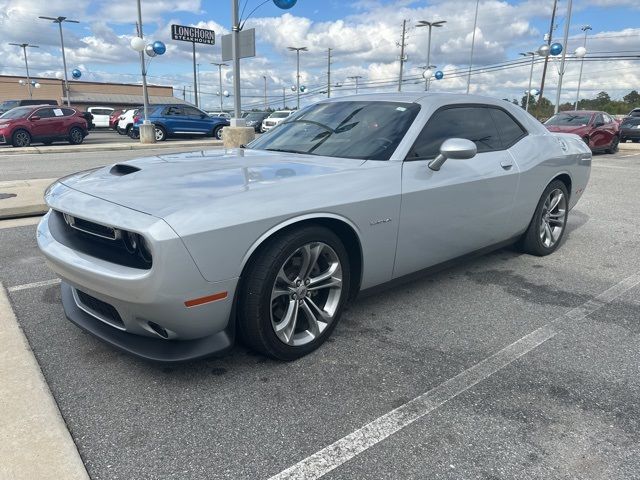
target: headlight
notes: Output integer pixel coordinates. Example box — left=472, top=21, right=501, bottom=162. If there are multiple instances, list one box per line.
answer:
left=122, top=231, right=152, bottom=265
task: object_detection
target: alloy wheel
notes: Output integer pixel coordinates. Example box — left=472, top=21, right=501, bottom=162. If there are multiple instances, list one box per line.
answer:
left=539, top=188, right=567, bottom=248
left=14, top=131, right=30, bottom=147
left=70, top=128, right=83, bottom=144
left=155, top=128, right=165, bottom=141
left=270, top=242, right=343, bottom=346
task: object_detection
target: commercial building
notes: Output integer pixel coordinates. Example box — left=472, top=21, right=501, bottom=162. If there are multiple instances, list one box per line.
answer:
left=0, top=75, right=181, bottom=110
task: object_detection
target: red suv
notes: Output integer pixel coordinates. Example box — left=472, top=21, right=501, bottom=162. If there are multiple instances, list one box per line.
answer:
left=544, top=110, right=620, bottom=154
left=0, top=105, right=89, bottom=148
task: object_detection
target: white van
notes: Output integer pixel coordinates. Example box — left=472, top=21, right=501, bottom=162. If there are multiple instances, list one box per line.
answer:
left=87, top=106, right=115, bottom=128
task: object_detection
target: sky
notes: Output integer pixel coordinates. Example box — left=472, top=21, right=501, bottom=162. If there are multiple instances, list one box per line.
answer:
left=0, top=0, right=639, bottom=110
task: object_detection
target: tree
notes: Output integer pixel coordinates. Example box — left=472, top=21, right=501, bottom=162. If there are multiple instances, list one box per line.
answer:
left=623, top=90, right=640, bottom=106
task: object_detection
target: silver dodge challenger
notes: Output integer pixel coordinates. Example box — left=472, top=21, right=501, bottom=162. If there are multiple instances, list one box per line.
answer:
left=37, top=93, right=591, bottom=362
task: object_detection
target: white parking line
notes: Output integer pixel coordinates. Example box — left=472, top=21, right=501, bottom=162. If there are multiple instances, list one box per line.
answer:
left=8, top=278, right=61, bottom=293
left=269, top=273, right=640, bottom=480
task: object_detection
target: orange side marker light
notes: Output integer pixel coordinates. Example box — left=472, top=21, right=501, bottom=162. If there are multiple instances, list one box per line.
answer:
left=184, top=291, right=228, bottom=308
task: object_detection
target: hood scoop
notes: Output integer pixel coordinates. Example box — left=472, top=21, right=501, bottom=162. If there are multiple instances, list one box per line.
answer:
left=110, top=164, right=141, bottom=176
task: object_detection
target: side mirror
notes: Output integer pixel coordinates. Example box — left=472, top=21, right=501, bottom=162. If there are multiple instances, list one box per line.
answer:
left=30, top=115, right=41, bottom=121
left=428, top=138, right=477, bottom=171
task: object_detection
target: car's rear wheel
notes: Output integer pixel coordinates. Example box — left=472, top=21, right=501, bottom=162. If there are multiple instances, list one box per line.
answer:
left=155, top=126, right=166, bottom=141
left=518, top=180, right=569, bottom=256
left=213, top=125, right=224, bottom=140
left=238, top=226, right=350, bottom=360
left=69, top=127, right=84, bottom=145
left=606, top=135, right=620, bottom=154
left=11, top=129, right=31, bottom=148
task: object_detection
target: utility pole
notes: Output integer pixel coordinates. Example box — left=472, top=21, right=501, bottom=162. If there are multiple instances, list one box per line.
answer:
left=327, top=48, right=332, bottom=98
left=197, top=63, right=202, bottom=108
left=231, top=0, right=242, bottom=121
left=288, top=46, right=308, bottom=109
left=466, top=0, right=480, bottom=94
left=538, top=0, right=558, bottom=109
left=398, top=19, right=407, bottom=92
left=574, top=25, right=592, bottom=110
left=9, top=43, right=38, bottom=99
left=39, top=16, right=79, bottom=106
left=348, top=75, right=363, bottom=94
left=554, top=0, right=573, bottom=114
left=211, top=62, right=228, bottom=113
left=282, top=87, right=286, bottom=109
left=263, top=75, right=267, bottom=110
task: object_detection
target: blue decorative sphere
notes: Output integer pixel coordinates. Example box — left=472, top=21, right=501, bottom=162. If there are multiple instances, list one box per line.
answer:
left=152, top=41, right=166, bottom=55
left=72, top=68, right=82, bottom=79
left=549, top=42, right=563, bottom=56
left=434, top=70, right=444, bottom=80
left=273, top=0, right=297, bottom=9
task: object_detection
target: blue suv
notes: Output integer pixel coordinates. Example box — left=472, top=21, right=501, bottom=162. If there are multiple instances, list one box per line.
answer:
left=131, top=104, right=229, bottom=141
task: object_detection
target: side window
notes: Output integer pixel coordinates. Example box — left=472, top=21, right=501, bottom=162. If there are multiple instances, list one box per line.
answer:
left=603, top=114, right=613, bottom=124
left=594, top=114, right=604, bottom=125
left=407, top=106, right=501, bottom=160
left=61, top=108, right=75, bottom=116
left=489, top=108, right=527, bottom=148
left=34, top=108, right=54, bottom=118
left=184, top=106, right=204, bottom=116
left=164, top=106, right=183, bottom=116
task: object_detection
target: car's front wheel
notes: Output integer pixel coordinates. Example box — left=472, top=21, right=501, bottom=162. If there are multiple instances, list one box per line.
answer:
left=518, top=180, right=569, bottom=256
left=238, top=226, right=350, bottom=360
left=69, top=127, right=84, bottom=145
left=11, top=129, right=31, bottom=148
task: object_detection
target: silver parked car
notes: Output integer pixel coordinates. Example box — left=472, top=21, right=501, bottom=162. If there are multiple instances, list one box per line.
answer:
left=37, top=93, right=591, bottom=362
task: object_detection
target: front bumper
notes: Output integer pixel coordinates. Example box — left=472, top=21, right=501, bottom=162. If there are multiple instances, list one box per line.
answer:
left=37, top=184, right=239, bottom=362
left=621, top=128, right=640, bottom=140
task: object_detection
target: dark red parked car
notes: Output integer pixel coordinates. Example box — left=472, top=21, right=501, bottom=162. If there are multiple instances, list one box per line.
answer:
left=109, top=109, right=124, bottom=130
left=544, top=110, right=620, bottom=153
left=0, top=105, right=88, bottom=147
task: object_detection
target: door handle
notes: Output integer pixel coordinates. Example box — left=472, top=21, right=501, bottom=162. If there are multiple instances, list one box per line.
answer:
left=500, top=159, right=513, bottom=170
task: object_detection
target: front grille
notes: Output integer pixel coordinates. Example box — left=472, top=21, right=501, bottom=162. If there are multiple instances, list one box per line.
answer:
left=76, top=289, right=125, bottom=329
left=265, top=121, right=275, bottom=126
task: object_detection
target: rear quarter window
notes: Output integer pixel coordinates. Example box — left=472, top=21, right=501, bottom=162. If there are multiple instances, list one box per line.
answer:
left=488, top=108, right=527, bottom=148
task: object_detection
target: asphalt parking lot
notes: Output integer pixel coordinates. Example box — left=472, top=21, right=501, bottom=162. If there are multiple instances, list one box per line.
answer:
left=1, top=150, right=640, bottom=479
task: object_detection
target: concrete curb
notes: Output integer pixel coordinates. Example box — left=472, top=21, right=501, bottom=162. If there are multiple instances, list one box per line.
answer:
left=0, top=179, right=54, bottom=220
left=0, top=139, right=223, bottom=156
left=0, top=283, right=90, bottom=480
left=619, top=142, right=640, bottom=151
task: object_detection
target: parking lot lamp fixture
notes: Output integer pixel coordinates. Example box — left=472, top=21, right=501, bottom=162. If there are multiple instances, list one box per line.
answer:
left=574, top=25, right=591, bottom=110
left=288, top=46, right=308, bottom=109
left=520, top=52, right=536, bottom=112
left=416, top=20, right=446, bottom=92
left=39, top=16, right=79, bottom=106
left=9, top=43, right=39, bottom=99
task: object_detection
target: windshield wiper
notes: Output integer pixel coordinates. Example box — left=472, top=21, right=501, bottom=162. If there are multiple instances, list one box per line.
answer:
left=264, top=147, right=307, bottom=154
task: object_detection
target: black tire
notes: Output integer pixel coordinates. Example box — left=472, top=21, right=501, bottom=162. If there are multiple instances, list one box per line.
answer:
left=518, top=180, right=569, bottom=256
left=213, top=125, right=224, bottom=140
left=128, top=128, right=139, bottom=139
left=238, top=225, right=351, bottom=360
left=11, top=129, right=31, bottom=148
left=606, top=135, right=619, bottom=154
left=582, top=136, right=590, bottom=146
left=69, top=127, right=84, bottom=145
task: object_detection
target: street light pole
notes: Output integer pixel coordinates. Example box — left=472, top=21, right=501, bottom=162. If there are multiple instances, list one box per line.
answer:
left=574, top=25, right=592, bottom=110
left=288, top=46, right=308, bottom=109
left=466, top=0, right=480, bottom=94
left=211, top=62, right=228, bottom=113
left=520, top=52, right=536, bottom=112
left=9, top=43, right=39, bottom=99
left=348, top=75, right=363, bottom=94
left=39, top=16, right=79, bottom=107
left=231, top=0, right=243, bottom=122
left=327, top=48, right=332, bottom=98
left=134, top=0, right=150, bottom=124
left=416, top=20, right=446, bottom=92
left=263, top=75, right=267, bottom=110
left=554, top=0, right=574, bottom=114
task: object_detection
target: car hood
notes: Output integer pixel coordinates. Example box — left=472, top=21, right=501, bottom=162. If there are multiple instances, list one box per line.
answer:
left=545, top=125, right=588, bottom=134
left=59, top=148, right=365, bottom=218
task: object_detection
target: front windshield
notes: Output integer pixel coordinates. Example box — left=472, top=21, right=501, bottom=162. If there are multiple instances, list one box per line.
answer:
left=545, top=113, right=592, bottom=126
left=248, top=101, right=421, bottom=160
left=0, top=106, right=32, bottom=119
left=0, top=101, right=19, bottom=112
